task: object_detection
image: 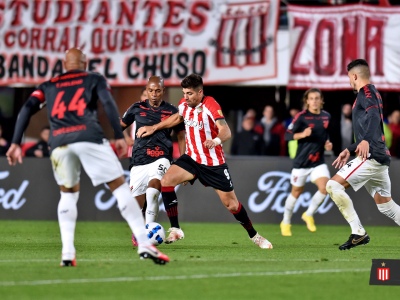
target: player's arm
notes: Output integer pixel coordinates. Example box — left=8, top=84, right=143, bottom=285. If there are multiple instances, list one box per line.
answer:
left=285, top=113, right=310, bottom=141
left=7, top=94, right=43, bottom=165
left=96, top=77, right=127, bottom=157
left=136, top=112, right=183, bottom=138
left=204, top=118, right=231, bottom=149
left=176, top=130, right=186, bottom=156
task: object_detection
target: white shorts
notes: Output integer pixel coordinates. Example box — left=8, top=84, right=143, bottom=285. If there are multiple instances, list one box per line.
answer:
left=336, top=157, right=391, bottom=198
left=290, top=164, right=330, bottom=187
left=50, top=140, right=124, bottom=188
left=129, top=158, right=171, bottom=197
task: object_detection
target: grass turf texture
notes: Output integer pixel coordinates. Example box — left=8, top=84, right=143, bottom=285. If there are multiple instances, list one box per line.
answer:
left=0, top=220, right=398, bottom=299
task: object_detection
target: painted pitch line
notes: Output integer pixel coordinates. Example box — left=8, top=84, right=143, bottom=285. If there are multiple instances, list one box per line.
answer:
left=0, top=258, right=368, bottom=263
left=0, top=268, right=369, bottom=287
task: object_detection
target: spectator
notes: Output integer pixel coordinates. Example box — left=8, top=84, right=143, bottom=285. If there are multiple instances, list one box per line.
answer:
left=231, top=115, right=264, bottom=155
left=340, top=104, right=353, bottom=150
left=260, top=105, right=286, bottom=156
left=388, top=110, right=400, bottom=158
left=25, top=126, right=50, bottom=157
left=0, top=124, right=9, bottom=156
left=243, top=108, right=263, bottom=135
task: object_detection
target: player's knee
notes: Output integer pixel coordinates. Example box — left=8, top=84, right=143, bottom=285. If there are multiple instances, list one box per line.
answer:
left=326, top=179, right=344, bottom=196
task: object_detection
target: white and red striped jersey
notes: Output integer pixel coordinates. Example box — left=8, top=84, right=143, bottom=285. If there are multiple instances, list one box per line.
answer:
left=179, top=96, right=226, bottom=166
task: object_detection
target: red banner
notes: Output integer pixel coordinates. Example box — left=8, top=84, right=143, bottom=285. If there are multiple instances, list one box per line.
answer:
left=288, top=4, right=400, bottom=90
left=0, top=0, right=279, bottom=86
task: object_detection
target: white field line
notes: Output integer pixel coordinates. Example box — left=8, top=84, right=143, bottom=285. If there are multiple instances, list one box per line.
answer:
left=0, top=258, right=368, bottom=263
left=0, top=268, right=369, bottom=287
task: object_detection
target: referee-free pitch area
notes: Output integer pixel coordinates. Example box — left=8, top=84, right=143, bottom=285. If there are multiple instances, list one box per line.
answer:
left=0, top=220, right=398, bottom=299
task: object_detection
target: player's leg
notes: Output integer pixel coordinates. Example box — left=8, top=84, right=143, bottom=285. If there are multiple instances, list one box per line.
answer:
left=326, top=158, right=371, bottom=250
left=79, top=141, right=169, bottom=264
left=215, top=189, right=272, bottom=249
left=160, top=156, right=195, bottom=244
left=51, top=145, right=81, bottom=267
left=302, top=164, right=331, bottom=232
left=281, top=168, right=308, bottom=236
left=365, top=166, right=400, bottom=225
left=145, top=158, right=171, bottom=224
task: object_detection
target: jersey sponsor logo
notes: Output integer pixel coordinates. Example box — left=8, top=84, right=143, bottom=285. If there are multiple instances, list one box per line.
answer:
left=308, top=152, right=320, bottom=163
left=140, top=112, right=146, bottom=117
left=53, top=124, right=87, bottom=136
left=147, top=146, right=165, bottom=157
left=184, top=118, right=203, bottom=129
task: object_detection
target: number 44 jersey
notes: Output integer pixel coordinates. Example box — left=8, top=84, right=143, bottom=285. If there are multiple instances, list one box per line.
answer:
left=26, top=70, right=123, bottom=150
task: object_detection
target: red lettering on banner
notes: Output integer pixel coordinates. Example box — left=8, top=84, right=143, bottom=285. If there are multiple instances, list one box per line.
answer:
left=32, top=0, right=49, bottom=25
left=315, top=19, right=336, bottom=76
left=366, top=17, right=385, bottom=76
left=292, top=14, right=387, bottom=78
left=55, top=0, right=74, bottom=23
left=93, top=1, right=111, bottom=24
left=143, top=1, right=162, bottom=27
left=164, top=1, right=185, bottom=29
left=291, top=18, right=312, bottom=75
left=188, top=2, right=210, bottom=32
left=77, top=0, right=91, bottom=22
left=117, top=1, right=138, bottom=25
left=341, top=17, right=360, bottom=75
left=10, top=0, right=28, bottom=26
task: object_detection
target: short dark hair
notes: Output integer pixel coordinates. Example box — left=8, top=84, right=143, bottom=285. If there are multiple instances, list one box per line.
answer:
left=347, top=59, right=369, bottom=72
left=181, top=74, right=203, bottom=90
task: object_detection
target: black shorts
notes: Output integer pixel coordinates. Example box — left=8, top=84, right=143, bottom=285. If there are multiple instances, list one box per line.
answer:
left=173, top=154, right=234, bottom=192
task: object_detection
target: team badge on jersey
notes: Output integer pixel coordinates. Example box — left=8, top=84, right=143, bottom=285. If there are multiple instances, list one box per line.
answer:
left=197, top=106, right=203, bottom=114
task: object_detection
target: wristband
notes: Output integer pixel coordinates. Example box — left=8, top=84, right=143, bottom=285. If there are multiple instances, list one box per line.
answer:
left=213, top=137, right=222, bottom=146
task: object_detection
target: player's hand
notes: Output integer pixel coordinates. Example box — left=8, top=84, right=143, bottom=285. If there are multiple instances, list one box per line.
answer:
left=203, top=139, right=217, bottom=149
left=136, top=126, right=155, bottom=138
left=302, top=127, right=312, bottom=138
left=355, top=140, right=369, bottom=161
left=332, top=149, right=350, bottom=169
left=324, top=140, right=333, bottom=151
left=6, top=143, right=23, bottom=166
left=114, top=138, right=128, bottom=158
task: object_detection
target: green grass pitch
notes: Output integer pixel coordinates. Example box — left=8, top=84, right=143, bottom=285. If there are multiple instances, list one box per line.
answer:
left=0, top=220, right=399, bottom=299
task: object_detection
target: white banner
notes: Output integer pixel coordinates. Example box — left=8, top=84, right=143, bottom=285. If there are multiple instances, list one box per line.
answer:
left=288, top=4, right=400, bottom=90
left=0, top=0, right=279, bottom=86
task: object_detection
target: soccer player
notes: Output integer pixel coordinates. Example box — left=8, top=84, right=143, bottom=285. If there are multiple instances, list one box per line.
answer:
left=326, top=59, right=400, bottom=250
left=137, top=74, right=272, bottom=248
left=6, top=48, right=169, bottom=265
left=120, top=76, right=185, bottom=227
left=280, top=88, right=332, bottom=236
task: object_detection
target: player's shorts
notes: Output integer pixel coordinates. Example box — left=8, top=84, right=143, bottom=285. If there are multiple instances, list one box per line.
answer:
left=174, top=154, right=234, bottom=192
left=336, top=157, right=391, bottom=198
left=129, top=158, right=171, bottom=197
left=290, top=163, right=330, bottom=187
left=50, top=140, right=124, bottom=188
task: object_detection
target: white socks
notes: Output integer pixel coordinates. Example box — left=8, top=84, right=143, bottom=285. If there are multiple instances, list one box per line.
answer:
left=326, top=180, right=365, bottom=235
left=305, top=191, right=327, bottom=216
left=58, top=191, right=79, bottom=260
left=145, top=187, right=160, bottom=224
left=282, top=194, right=297, bottom=224
left=377, top=199, right=400, bottom=225
left=113, top=183, right=149, bottom=245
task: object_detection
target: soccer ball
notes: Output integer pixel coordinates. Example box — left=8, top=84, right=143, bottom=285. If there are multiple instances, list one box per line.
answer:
left=146, top=222, right=166, bottom=246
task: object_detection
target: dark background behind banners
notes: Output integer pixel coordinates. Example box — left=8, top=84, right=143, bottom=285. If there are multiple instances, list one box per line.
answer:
left=0, top=156, right=398, bottom=226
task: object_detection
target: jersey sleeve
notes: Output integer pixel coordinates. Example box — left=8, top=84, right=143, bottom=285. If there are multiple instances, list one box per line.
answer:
left=121, top=104, right=136, bottom=127
left=285, top=111, right=303, bottom=141
left=205, top=97, right=225, bottom=121
left=96, top=75, right=124, bottom=139
left=11, top=86, right=45, bottom=144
